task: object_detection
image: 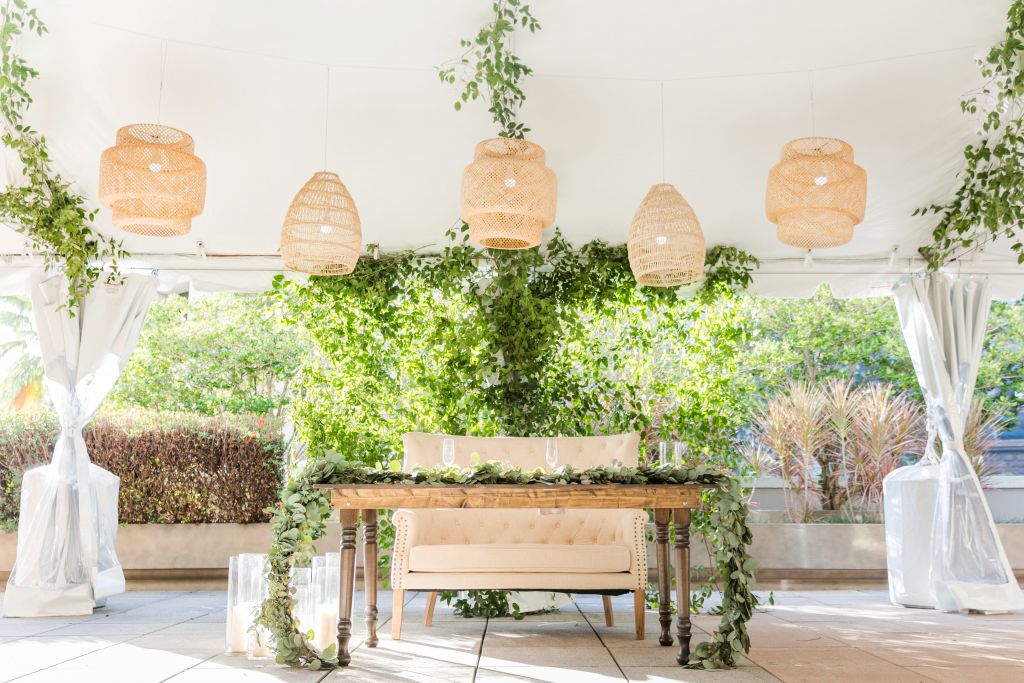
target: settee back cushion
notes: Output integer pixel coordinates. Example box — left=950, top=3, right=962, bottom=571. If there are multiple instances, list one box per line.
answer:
left=401, top=432, right=641, bottom=470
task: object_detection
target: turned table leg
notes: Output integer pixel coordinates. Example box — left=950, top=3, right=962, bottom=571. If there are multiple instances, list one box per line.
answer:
left=337, top=509, right=359, bottom=666
left=672, top=508, right=692, bottom=666
left=654, top=509, right=673, bottom=646
left=362, top=509, right=379, bottom=648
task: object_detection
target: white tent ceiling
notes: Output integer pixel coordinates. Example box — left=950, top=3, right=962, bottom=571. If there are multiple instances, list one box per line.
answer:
left=1, top=0, right=1021, bottom=296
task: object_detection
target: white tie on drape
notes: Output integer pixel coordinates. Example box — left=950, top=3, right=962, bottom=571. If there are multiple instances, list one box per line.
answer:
left=2, top=274, right=157, bottom=617
left=885, top=273, right=1024, bottom=612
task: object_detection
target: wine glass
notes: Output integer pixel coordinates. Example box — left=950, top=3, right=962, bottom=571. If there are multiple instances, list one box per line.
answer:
left=442, top=438, right=455, bottom=468
left=545, top=439, right=559, bottom=469
left=674, top=441, right=687, bottom=467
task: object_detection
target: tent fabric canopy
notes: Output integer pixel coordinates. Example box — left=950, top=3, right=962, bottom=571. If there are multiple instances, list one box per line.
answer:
left=0, top=1, right=1021, bottom=297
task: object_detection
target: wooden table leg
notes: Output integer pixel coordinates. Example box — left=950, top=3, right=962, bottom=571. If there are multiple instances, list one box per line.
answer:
left=653, top=509, right=673, bottom=646
left=672, top=508, right=692, bottom=666
left=337, top=509, right=359, bottom=666
left=362, top=509, right=379, bottom=648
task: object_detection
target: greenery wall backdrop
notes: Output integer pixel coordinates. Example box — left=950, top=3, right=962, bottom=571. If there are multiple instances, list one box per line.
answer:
left=272, top=228, right=760, bottom=468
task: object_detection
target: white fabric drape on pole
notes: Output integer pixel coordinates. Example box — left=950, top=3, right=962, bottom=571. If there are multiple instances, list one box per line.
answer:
left=2, top=274, right=157, bottom=617
left=884, top=273, right=1024, bottom=612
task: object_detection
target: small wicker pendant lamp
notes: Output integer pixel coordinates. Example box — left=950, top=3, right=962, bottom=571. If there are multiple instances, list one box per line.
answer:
left=627, top=183, right=706, bottom=286
left=280, top=171, right=361, bottom=275
left=460, top=137, right=557, bottom=250
left=98, top=124, right=206, bottom=236
left=765, top=137, right=867, bottom=248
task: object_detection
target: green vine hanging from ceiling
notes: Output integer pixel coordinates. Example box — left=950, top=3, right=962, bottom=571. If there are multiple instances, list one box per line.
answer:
left=0, top=0, right=125, bottom=313
left=438, top=0, right=539, bottom=139
left=916, top=0, right=1024, bottom=268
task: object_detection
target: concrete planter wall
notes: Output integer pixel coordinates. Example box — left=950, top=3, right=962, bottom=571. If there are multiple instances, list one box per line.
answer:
left=746, top=523, right=1024, bottom=580
left=649, top=522, right=1024, bottom=582
left=2, top=519, right=1022, bottom=585
left=0, top=523, right=350, bottom=583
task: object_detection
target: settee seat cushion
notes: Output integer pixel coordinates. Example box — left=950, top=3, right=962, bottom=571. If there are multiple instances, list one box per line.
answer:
left=407, top=543, right=630, bottom=574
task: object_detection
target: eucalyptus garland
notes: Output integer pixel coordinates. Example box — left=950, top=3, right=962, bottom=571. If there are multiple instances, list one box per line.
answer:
left=0, top=0, right=126, bottom=313
left=258, top=456, right=756, bottom=671
left=916, top=0, right=1024, bottom=267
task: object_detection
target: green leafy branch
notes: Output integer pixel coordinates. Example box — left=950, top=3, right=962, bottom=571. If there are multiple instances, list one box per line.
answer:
left=260, top=455, right=757, bottom=670
left=0, top=0, right=126, bottom=314
left=915, top=0, right=1024, bottom=267
left=440, top=589, right=524, bottom=619
left=700, top=246, right=761, bottom=299
left=438, top=0, right=540, bottom=139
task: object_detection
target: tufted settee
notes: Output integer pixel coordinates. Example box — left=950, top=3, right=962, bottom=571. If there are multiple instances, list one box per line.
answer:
left=390, top=432, right=648, bottom=640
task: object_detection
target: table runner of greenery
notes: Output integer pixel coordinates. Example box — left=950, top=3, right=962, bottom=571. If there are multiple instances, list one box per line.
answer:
left=258, top=456, right=756, bottom=671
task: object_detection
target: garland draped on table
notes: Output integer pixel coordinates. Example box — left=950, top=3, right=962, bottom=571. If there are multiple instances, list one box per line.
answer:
left=258, top=456, right=757, bottom=671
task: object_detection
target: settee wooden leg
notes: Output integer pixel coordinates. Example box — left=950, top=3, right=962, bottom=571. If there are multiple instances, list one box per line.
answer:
left=424, top=591, right=437, bottom=626
left=634, top=590, right=645, bottom=640
left=602, top=595, right=615, bottom=627
left=391, top=589, right=405, bottom=641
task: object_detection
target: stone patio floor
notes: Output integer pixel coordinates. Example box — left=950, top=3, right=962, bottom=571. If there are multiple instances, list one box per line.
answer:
left=1, top=589, right=1023, bottom=682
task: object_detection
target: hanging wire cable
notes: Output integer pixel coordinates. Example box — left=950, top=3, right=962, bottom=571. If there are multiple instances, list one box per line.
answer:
left=807, top=70, right=816, bottom=136
left=660, top=81, right=666, bottom=182
left=92, top=21, right=975, bottom=84
left=323, top=64, right=331, bottom=170
left=157, top=39, right=168, bottom=122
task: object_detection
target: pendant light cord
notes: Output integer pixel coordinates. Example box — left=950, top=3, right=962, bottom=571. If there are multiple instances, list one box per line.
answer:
left=323, top=64, right=331, bottom=170
left=808, top=70, right=816, bottom=136
left=660, top=81, right=665, bottom=183
left=157, top=39, right=167, bottom=122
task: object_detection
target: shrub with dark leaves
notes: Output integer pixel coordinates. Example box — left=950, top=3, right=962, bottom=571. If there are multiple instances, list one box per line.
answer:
left=0, top=410, right=284, bottom=530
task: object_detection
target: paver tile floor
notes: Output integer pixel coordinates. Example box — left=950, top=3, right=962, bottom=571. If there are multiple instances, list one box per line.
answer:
left=2, top=590, right=1022, bottom=682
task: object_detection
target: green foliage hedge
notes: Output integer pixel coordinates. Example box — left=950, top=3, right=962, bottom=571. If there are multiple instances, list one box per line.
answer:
left=0, top=410, right=284, bottom=531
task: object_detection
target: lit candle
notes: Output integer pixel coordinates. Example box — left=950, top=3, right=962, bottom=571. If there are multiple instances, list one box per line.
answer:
left=315, top=606, right=339, bottom=651
left=226, top=603, right=254, bottom=654
left=248, top=624, right=273, bottom=659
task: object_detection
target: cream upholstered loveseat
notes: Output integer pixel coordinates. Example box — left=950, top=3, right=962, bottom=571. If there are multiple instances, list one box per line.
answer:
left=390, top=432, right=648, bottom=639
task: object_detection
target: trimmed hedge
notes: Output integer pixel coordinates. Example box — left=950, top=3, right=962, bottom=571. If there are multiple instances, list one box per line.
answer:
left=0, top=410, right=284, bottom=531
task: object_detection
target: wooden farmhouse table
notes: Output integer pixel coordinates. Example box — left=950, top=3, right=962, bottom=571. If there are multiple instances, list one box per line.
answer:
left=316, top=483, right=709, bottom=667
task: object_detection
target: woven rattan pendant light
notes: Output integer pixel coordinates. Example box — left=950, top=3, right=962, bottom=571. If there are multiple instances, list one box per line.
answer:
left=460, top=137, right=557, bottom=250
left=280, top=171, right=361, bottom=275
left=765, top=136, right=867, bottom=249
left=627, top=82, right=705, bottom=286
left=279, top=65, right=361, bottom=275
left=628, top=183, right=706, bottom=286
left=98, top=123, right=206, bottom=236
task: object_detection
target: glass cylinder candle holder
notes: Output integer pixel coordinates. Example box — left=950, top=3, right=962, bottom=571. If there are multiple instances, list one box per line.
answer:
left=235, top=553, right=272, bottom=659
left=224, top=555, right=246, bottom=654
left=312, top=553, right=341, bottom=652
left=292, top=566, right=314, bottom=639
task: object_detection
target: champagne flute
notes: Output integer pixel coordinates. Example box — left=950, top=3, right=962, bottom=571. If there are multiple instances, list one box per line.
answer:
left=442, top=438, right=455, bottom=468
left=674, top=441, right=687, bottom=467
left=546, top=439, right=559, bottom=469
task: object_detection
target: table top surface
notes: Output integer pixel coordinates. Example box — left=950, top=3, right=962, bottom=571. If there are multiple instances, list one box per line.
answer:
left=317, top=483, right=708, bottom=509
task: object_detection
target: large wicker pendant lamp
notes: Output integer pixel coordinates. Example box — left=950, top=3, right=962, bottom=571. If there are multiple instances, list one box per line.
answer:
left=279, top=66, right=362, bottom=275
left=460, top=137, right=557, bottom=250
left=627, top=183, right=706, bottom=286
left=765, top=137, right=867, bottom=248
left=98, top=124, right=206, bottom=236
left=280, top=171, right=361, bottom=275
left=627, top=83, right=705, bottom=287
